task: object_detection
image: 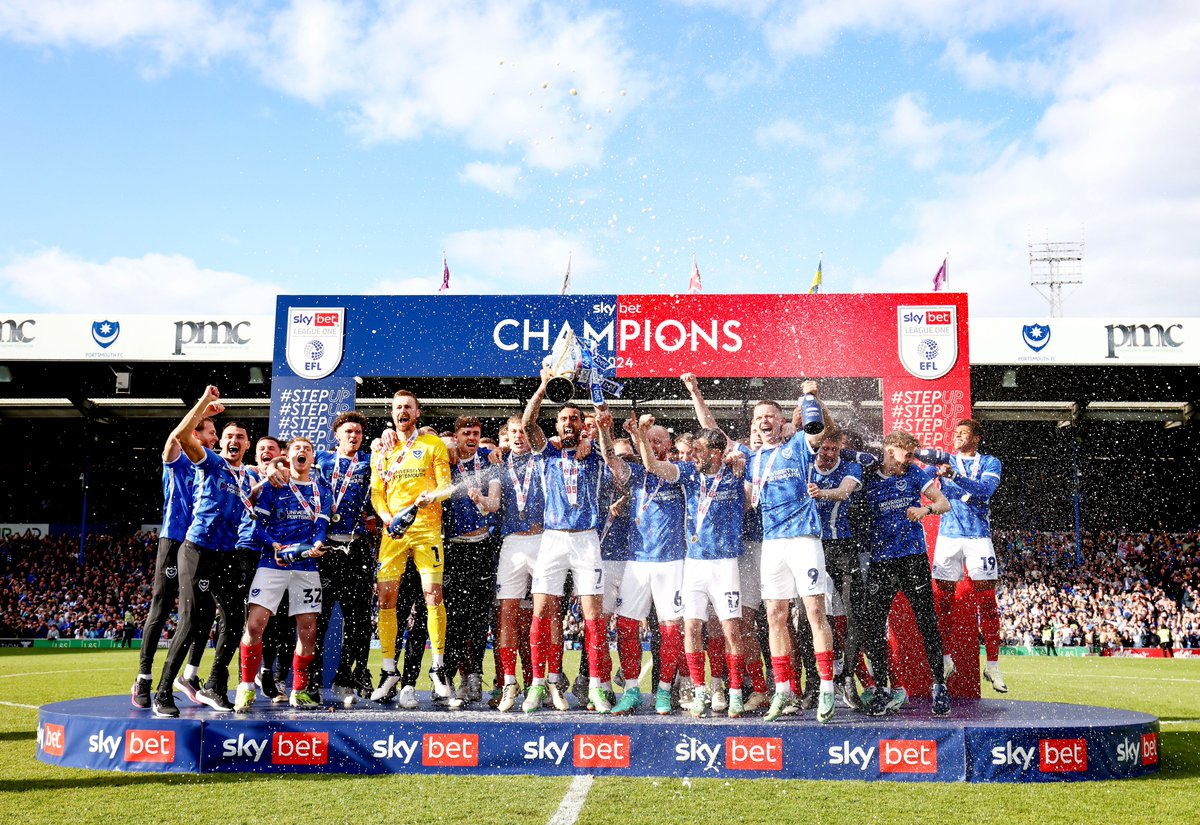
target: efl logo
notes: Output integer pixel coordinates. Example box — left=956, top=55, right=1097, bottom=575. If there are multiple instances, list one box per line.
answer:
left=879, top=739, right=938, bottom=774
left=573, top=734, right=630, bottom=769
left=314, top=312, right=340, bottom=327
left=1142, top=733, right=1159, bottom=766
left=725, top=737, right=783, bottom=771
left=41, top=723, right=65, bottom=757
left=272, top=732, right=328, bottom=766
left=125, top=730, right=176, bottom=763
left=422, top=733, right=479, bottom=767
left=1039, top=738, right=1087, bottom=773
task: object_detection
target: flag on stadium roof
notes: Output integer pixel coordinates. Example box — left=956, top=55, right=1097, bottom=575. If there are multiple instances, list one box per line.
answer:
left=688, top=254, right=702, bottom=294
left=933, top=255, right=948, bottom=292
left=808, top=254, right=822, bottom=294
left=560, top=252, right=572, bottom=295
left=438, top=254, right=450, bottom=293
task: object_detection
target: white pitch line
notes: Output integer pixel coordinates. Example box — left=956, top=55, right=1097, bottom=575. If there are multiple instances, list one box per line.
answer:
left=0, top=700, right=39, bottom=710
left=0, top=667, right=128, bottom=679
left=1010, top=672, right=1200, bottom=685
left=548, top=775, right=594, bottom=825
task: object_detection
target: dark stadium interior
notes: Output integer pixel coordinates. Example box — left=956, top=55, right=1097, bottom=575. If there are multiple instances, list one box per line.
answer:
left=0, top=360, right=1195, bottom=533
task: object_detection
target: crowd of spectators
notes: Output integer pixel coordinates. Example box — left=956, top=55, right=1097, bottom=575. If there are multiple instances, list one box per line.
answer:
left=4, top=529, right=1199, bottom=656
left=995, top=530, right=1200, bottom=652
left=0, top=531, right=159, bottom=641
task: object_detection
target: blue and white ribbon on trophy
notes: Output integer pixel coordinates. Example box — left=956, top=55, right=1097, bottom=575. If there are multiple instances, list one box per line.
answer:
left=579, top=336, right=624, bottom=406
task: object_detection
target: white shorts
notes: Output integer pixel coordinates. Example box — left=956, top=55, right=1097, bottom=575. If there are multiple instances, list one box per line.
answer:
left=683, top=557, right=742, bottom=622
left=738, top=540, right=763, bottom=611
left=601, top=559, right=626, bottom=615
left=532, top=530, right=604, bottom=597
left=496, top=533, right=541, bottom=600
left=932, top=536, right=998, bottom=582
left=616, top=559, right=685, bottom=622
left=248, top=567, right=323, bottom=616
left=760, top=536, right=828, bottom=601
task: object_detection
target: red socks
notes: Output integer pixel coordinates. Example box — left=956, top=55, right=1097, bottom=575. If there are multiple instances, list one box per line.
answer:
left=499, top=646, right=517, bottom=678
left=239, top=642, right=262, bottom=685
left=979, top=590, right=1001, bottom=661
left=529, top=614, right=550, bottom=681
left=815, top=650, right=835, bottom=682
left=726, top=654, right=744, bottom=691
left=616, top=617, right=643, bottom=682
left=658, top=623, right=683, bottom=685
left=292, top=653, right=314, bottom=692
left=746, top=657, right=769, bottom=693
left=685, top=651, right=706, bottom=686
left=771, top=655, right=794, bottom=688
left=934, top=584, right=956, bottom=630
left=584, top=618, right=606, bottom=679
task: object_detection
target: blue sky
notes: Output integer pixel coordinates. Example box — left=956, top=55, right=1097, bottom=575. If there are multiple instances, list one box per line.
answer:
left=2, top=1, right=1197, bottom=317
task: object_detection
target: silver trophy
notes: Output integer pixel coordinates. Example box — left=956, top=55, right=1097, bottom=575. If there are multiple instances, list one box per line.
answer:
left=542, top=326, right=584, bottom=404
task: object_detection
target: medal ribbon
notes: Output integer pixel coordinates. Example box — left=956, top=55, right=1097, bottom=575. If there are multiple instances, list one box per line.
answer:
left=380, top=430, right=419, bottom=483
left=330, top=454, right=356, bottom=518
left=508, top=454, right=536, bottom=517
left=287, top=480, right=321, bottom=523
left=561, top=450, right=580, bottom=506
left=637, top=471, right=665, bottom=521
left=751, top=446, right=780, bottom=508
left=225, top=462, right=256, bottom=514
left=954, top=453, right=982, bottom=481
left=694, top=468, right=723, bottom=537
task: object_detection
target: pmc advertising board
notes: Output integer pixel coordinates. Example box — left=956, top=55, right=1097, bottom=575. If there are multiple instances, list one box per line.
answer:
left=268, top=293, right=974, bottom=695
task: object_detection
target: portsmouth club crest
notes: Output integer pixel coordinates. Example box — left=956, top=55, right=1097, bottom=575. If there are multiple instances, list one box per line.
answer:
left=91, top=320, right=120, bottom=349
left=897, top=305, right=958, bottom=380
left=1022, top=323, right=1051, bottom=352
left=286, top=307, right=345, bottom=380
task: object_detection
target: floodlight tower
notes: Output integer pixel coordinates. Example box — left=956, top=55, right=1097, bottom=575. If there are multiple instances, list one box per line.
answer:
left=1029, top=236, right=1084, bottom=317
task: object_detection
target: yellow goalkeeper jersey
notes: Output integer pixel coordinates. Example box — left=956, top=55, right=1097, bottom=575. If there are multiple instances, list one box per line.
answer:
left=370, top=432, right=450, bottom=540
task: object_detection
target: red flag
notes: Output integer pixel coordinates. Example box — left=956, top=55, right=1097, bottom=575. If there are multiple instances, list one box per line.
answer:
left=932, top=256, right=948, bottom=292
left=688, top=255, right=702, bottom=294
left=438, top=255, right=450, bottom=293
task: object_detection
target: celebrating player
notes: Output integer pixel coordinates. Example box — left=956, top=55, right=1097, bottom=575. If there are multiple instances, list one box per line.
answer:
left=860, top=430, right=952, bottom=717
left=369, top=391, right=459, bottom=706
left=931, top=419, right=1008, bottom=692
left=234, top=437, right=331, bottom=710
left=521, top=369, right=616, bottom=713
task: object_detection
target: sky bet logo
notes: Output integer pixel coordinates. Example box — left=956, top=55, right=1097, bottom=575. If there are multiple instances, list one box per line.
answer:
left=828, top=740, right=876, bottom=771
left=221, top=732, right=327, bottom=765
left=902, top=310, right=952, bottom=326
left=88, top=728, right=175, bottom=762
left=291, top=311, right=341, bottom=327
left=1116, top=733, right=1159, bottom=767
left=38, top=722, right=65, bottom=757
left=525, top=735, right=570, bottom=766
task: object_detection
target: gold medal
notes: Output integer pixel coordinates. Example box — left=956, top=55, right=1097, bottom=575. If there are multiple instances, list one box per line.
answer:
left=691, top=535, right=699, bottom=544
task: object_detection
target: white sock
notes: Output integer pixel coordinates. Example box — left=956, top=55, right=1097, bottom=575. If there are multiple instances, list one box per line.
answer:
left=504, top=674, right=517, bottom=685
left=548, top=671, right=560, bottom=684
left=431, top=653, right=444, bottom=668
left=137, top=673, right=152, bottom=681
left=532, top=676, right=546, bottom=686
left=383, top=658, right=395, bottom=672
left=239, top=681, right=254, bottom=691
left=820, top=679, right=835, bottom=692
left=184, top=664, right=199, bottom=679
left=775, top=681, right=791, bottom=695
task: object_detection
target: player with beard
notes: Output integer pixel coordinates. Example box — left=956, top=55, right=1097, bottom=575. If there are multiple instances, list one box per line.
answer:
left=493, top=415, right=550, bottom=711
left=521, top=368, right=618, bottom=714
left=443, top=416, right=502, bottom=703
left=930, top=419, right=1007, bottom=692
left=805, top=425, right=867, bottom=709
left=131, top=415, right=218, bottom=710
left=248, top=436, right=295, bottom=701
left=605, top=415, right=687, bottom=716
left=745, top=382, right=841, bottom=723
left=860, top=430, right=952, bottom=717
left=311, top=412, right=375, bottom=705
left=152, top=386, right=259, bottom=718
left=680, top=374, right=771, bottom=710
left=629, top=420, right=749, bottom=718
left=235, top=437, right=331, bottom=710
left=370, top=391, right=459, bottom=706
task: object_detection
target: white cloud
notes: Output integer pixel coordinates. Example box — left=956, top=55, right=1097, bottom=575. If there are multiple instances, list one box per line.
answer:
left=864, top=7, right=1200, bottom=315
left=0, top=248, right=283, bottom=312
left=459, top=161, right=523, bottom=196
left=756, top=118, right=859, bottom=172
left=940, top=37, right=1057, bottom=97
left=1, top=1, right=648, bottom=170
left=883, top=92, right=992, bottom=170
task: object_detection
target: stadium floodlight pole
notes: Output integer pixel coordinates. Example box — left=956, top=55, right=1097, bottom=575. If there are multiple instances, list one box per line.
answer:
left=79, top=419, right=91, bottom=566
